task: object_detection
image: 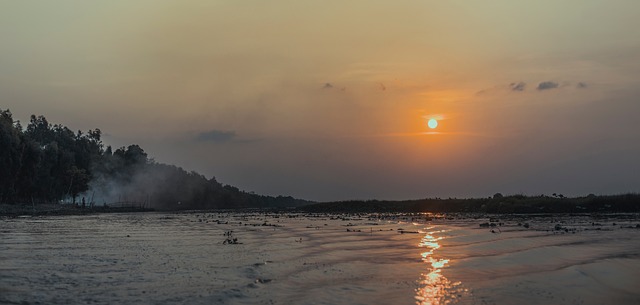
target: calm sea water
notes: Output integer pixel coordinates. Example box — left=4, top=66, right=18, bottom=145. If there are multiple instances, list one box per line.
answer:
left=1, top=212, right=639, bottom=304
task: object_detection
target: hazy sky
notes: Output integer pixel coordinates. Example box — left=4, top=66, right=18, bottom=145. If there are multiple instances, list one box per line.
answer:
left=2, top=1, right=640, bottom=201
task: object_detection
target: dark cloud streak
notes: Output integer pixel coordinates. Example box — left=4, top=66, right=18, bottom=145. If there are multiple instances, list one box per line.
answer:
left=537, top=81, right=559, bottom=91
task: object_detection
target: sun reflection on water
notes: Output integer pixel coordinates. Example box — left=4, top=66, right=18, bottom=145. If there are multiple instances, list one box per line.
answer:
left=416, top=229, right=465, bottom=305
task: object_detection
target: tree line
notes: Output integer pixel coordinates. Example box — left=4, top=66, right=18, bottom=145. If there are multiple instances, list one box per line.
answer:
left=0, top=109, right=309, bottom=209
left=300, top=194, right=640, bottom=214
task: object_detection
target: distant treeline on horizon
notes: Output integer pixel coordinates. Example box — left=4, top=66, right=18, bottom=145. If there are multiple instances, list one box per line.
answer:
left=304, top=193, right=640, bottom=214
left=0, top=109, right=309, bottom=209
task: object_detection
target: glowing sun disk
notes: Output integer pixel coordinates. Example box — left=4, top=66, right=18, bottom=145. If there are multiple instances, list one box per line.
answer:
left=428, top=118, right=438, bottom=129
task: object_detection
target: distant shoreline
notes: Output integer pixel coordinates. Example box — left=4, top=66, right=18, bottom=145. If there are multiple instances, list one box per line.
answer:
left=0, top=204, right=154, bottom=217
left=299, top=194, right=640, bottom=214
left=3, top=193, right=640, bottom=217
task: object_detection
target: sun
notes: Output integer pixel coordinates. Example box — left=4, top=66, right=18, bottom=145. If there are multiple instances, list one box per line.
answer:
left=427, top=118, right=438, bottom=129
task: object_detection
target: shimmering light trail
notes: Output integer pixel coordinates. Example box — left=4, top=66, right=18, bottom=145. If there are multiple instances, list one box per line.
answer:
left=416, top=229, right=467, bottom=305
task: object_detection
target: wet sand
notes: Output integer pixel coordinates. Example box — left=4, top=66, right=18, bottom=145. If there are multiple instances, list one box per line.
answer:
left=1, top=213, right=639, bottom=304
left=1, top=213, right=426, bottom=305
left=429, top=215, right=640, bottom=305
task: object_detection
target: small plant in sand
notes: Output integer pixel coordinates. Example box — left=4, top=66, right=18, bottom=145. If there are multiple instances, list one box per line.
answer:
left=223, top=230, right=241, bottom=244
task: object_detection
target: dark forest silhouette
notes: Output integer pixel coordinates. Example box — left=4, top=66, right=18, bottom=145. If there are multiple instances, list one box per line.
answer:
left=0, top=109, right=308, bottom=210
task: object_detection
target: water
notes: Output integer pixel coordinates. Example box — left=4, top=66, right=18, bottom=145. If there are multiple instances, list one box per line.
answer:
left=1, top=213, right=639, bottom=304
left=428, top=215, right=640, bottom=305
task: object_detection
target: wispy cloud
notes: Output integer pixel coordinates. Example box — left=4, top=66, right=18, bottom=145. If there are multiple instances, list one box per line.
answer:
left=196, top=130, right=236, bottom=143
left=478, top=80, right=588, bottom=95
left=510, top=82, right=526, bottom=92
left=356, top=131, right=502, bottom=139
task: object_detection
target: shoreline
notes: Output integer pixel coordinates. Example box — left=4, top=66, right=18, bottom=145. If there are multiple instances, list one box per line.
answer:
left=2, top=203, right=640, bottom=219
left=0, top=204, right=154, bottom=217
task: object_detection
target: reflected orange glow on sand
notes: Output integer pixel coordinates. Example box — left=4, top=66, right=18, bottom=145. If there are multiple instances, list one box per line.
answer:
left=416, top=230, right=465, bottom=305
